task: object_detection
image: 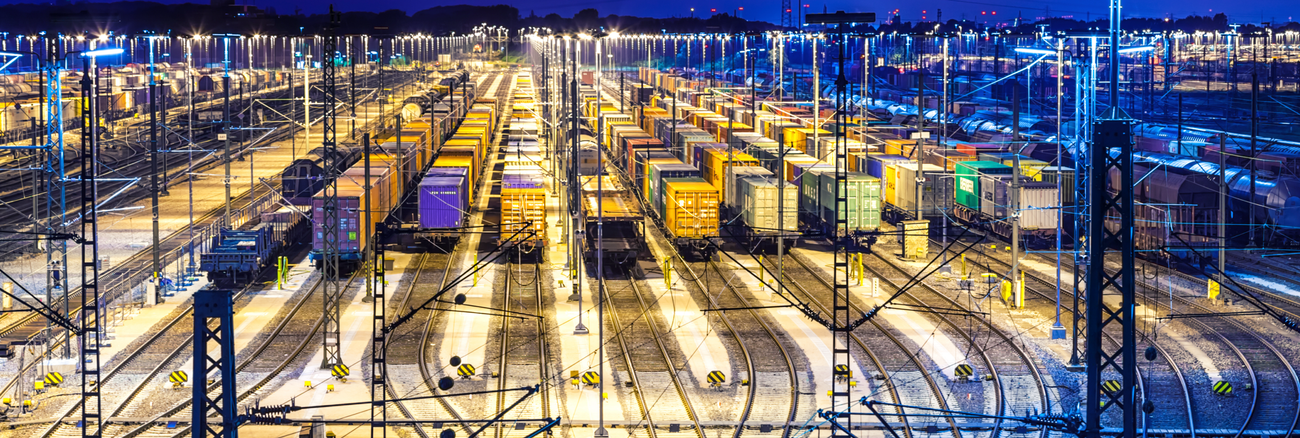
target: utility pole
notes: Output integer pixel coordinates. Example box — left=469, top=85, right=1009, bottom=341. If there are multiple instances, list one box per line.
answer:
left=1011, top=87, right=1021, bottom=309
left=321, top=6, right=343, bottom=369
left=149, top=35, right=161, bottom=305
left=80, top=47, right=110, bottom=438
left=42, top=35, right=70, bottom=358
left=222, top=35, right=234, bottom=226
left=1218, top=135, right=1226, bottom=292
left=1249, top=72, right=1258, bottom=248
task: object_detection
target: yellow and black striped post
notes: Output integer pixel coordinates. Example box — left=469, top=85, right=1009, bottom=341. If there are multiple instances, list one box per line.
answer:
left=581, top=371, right=599, bottom=386
left=707, top=370, right=725, bottom=388
left=170, top=370, right=188, bottom=388
left=43, top=372, right=63, bottom=387
left=1213, top=381, right=1233, bottom=396
left=834, top=364, right=851, bottom=381
left=331, top=364, right=350, bottom=382
left=457, top=363, right=477, bottom=379
left=954, top=364, right=973, bottom=380
left=1101, top=379, right=1122, bottom=395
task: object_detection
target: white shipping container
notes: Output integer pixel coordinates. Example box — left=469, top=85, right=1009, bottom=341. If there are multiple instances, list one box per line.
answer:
left=1018, top=182, right=1061, bottom=230
left=742, top=176, right=800, bottom=234
left=979, top=175, right=1011, bottom=219
left=725, top=167, right=774, bottom=208
left=893, top=162, right=946, bottom=216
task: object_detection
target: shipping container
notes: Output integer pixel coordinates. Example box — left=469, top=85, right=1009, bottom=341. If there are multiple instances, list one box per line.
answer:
left=954, top=161, right=1013, bottom=211
left=1018, top=182, right=1061, bottom=230
left=418, top=176, right=469, bottom=228
left=648, top=163, right=702, bottom=217
left=662, top=178, right=720, bottom=240
left=1040, top=166, right=1077, bottom=205
left=927, top=149, right=976, bottom=172
left=501, top=173, right=547, bottom=244
left=725, top=167, right=775, bottom=208
left=891, top=162, right=950, bottom=218
left=701, top=149, right=760, bottom=195
left=800, top=170, right=882, bottom=232
left=740, top=176, right=800, bottom=235
left=863, top=154, right=912, bottom=179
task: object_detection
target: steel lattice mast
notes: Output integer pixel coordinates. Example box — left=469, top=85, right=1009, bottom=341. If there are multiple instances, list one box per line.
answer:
left=79, top=47, right=104, bottom=438
left=1085, top=0, right=1138, bottom=435
left=806, top=11, right=875, bottom=433
left=321, top=5, right=344, bottom=369
left=43, top=35, right=70, bottom=359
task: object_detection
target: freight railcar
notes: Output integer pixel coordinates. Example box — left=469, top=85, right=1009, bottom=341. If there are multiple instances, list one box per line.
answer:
left=201, top=206, right=308, bottom=287
left=952, top=160, right=1061, bottom=247
left=582, top=173, right=644, bottom=265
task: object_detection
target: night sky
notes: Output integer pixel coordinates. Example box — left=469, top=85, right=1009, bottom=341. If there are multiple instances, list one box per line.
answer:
left=8, top=0, right=1299, bottom=26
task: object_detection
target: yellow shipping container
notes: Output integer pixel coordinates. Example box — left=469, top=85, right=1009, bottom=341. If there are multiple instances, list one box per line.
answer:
left=501, top=187, right=547, bottom=244
left=884, top=165, right=898, bottom=209
left=432, top=155, right=476, bottom=197
left=884, top=139, right=916, bottom=157
left=1001, top=158, right=1049, bottom=181
left=783, top=156, right=820, bottom=183
left=663, top=179, right=720, bottom=239
left=783, top=127, right=832, bottom=153
left=701, top=149, right=759, bottom=193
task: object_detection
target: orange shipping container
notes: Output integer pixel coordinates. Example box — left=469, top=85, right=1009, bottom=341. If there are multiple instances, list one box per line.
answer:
left=500, top=187, right=547, bottom=244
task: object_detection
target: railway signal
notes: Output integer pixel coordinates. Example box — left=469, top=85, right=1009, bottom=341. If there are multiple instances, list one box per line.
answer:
left=169, top=370, right=188, bottom=388
left=457, top=363, right=477, bottom=378
left=582, top=371, right=600, bottom=386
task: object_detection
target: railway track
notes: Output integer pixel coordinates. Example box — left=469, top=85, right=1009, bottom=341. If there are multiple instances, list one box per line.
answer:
left=763, top=248, right=962, bottom=438
left=1049, top=249, right=1298, bottom=435
left=386, top=251, right=470, bottom=438
left=31, top=257, right=316, bottom=438
left=938, top=237, right=1208, bottom=433
left=0, top=70, right=407, bottom=349
left=598, top=271, right=704, bottom=438
left=115, top=269, right=363, bottom=438
left=492, top=261, right=552, bottom=438
left=685, top=257, right=802, bottom=437
left=850, top=247, right=1050, bottom=438
left=383, top=69, right=516, bottom=437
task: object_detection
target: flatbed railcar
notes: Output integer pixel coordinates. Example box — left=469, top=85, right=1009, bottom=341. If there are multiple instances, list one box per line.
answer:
left=200, top=206, right=308, bottom=287
left=581, top=173, right=645, bottom=266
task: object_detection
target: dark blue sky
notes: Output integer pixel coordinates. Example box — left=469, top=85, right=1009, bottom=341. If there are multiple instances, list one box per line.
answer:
left=24, top=0, right=1299, bottom=26
left=301, top=0, right=1297, bottom=25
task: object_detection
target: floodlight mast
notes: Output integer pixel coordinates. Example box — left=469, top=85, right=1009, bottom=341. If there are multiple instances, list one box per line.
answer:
left=804, top=11, right=875, bottom=437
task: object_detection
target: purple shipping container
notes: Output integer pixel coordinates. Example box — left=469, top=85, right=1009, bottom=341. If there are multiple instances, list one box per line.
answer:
left=503, top=172, right=546, bottom=189
left=311, top=196, right=362, bottom=259
left=691, top=142, right=726, bottom=169
left=419, top=177, right=468, bottom=228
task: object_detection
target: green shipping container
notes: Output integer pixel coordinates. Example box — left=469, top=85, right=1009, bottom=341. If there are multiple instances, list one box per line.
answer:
left=802, top=169, right=881, bottom=231
left=954, top=161, right=1013, bottom=211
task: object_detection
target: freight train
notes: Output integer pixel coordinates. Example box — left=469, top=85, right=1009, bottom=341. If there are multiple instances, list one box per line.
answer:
left=307, top=69, right=480, bottom=268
